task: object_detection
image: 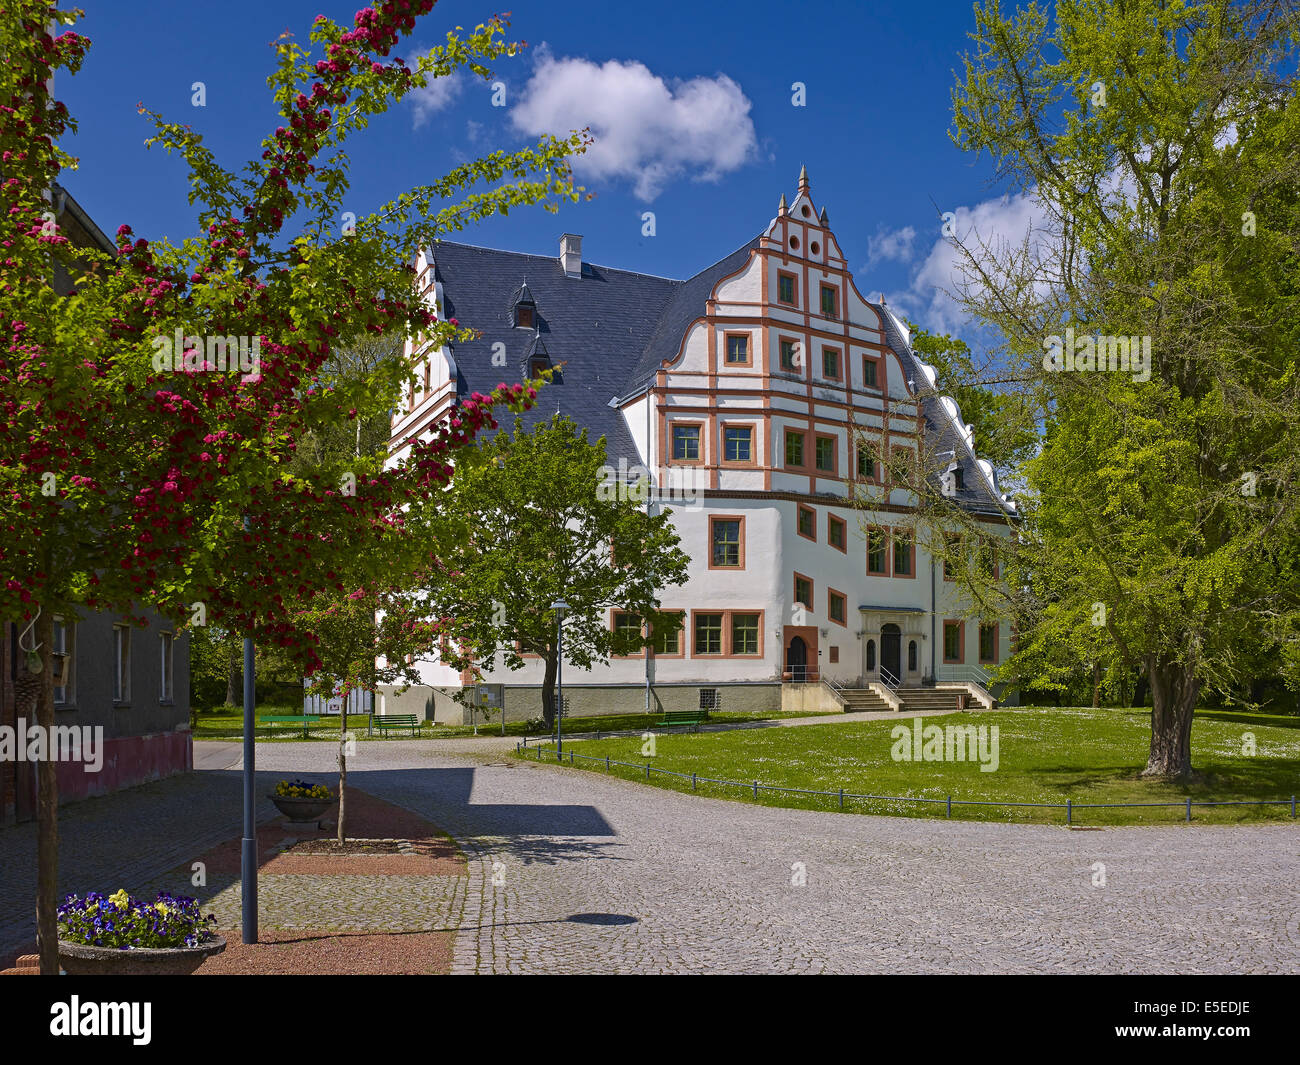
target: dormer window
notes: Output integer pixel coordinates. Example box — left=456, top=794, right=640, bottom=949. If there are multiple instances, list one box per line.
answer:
left=511, top=281, right=537, bottom=328
left=521, top=325, right=556, bottom=382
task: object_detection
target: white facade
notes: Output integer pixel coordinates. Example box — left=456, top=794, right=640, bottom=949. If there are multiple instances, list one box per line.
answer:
left=387, top=172, right=1016, bottom=711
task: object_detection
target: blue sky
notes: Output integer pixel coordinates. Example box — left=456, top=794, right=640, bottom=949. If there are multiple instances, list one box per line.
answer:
left=60, top=0, right=1033, bottom=337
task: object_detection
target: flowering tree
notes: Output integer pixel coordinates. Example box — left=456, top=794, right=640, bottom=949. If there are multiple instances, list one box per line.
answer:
left=1, top=0, right=581, bottom=972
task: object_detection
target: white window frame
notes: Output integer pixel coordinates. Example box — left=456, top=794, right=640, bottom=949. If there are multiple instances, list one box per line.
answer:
left=113, top=624, right=131, bottom=704
left=160, top=631, right=174, bottom=703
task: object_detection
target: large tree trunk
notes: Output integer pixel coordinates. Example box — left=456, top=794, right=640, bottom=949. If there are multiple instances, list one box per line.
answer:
left=1142, top=654, right=1201, bottom=780
left=225, top=638, right=240, bottom=706
left=35, top=610, right=57, bottom=975
left=540, top=652, right=558, bottom=730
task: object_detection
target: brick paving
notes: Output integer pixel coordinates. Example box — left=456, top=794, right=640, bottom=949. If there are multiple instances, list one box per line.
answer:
left=3, top=737, right=1298, bottom=973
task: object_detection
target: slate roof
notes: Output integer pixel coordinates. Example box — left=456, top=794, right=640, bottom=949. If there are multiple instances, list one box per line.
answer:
left=870, top=301, right=1016, bottom=517
left=429, top=238, right=1016, bottom=518
left=430, top=238, right=757, bottom=465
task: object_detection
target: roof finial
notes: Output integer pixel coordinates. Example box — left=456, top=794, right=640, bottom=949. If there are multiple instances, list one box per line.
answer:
left=798, top=164, right=810, bottom=190
left=819, top=206, right=829, bottom=227
left=778, top=192, right=788, bottom=215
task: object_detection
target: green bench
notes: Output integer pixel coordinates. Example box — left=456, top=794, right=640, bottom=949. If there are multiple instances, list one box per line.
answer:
left=260, top=715, right=317, bottom=738
left=657, top=710, right=709, bottom=732
left=371, top=713, right=421, bottom=737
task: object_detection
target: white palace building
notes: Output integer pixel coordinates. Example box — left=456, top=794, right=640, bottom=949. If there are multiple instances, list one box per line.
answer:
left=384, top=170, right=1017, bottom=723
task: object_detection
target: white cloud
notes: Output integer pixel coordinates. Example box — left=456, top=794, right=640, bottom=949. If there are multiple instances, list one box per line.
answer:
left=865, top=224, right=917, bottom=267
left=889, top=190, right=1054, bottom=336
left=409, top=70, right=463, bottom=128
left=466, top=119, right=484, bottom=144
left=509, top=48, right=757, bottom=201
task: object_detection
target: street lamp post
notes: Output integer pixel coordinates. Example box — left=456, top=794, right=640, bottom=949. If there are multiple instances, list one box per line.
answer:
left=551, top=600, right=568, bottom=760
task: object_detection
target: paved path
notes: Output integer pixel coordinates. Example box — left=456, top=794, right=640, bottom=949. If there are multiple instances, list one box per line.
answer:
left=4, top=738, right=1297, bottom=973
left=250, top=741, right=1300, bottom=975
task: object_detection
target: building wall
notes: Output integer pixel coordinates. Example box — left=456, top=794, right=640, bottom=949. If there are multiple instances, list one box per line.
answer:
left=2, top=610, right=192, bottom=821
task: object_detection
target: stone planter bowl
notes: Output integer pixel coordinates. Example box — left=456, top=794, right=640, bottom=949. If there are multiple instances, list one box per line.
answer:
left=58, top=935, right=226, bottom=976
left=269, top=794, right=337, bottom=822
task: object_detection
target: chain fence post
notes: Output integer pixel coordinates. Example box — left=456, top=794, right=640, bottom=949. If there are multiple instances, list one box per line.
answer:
left=1066, top=799, right=1072, bottom=826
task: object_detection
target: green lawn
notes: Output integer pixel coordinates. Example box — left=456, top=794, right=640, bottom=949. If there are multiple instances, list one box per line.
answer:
left=190, top=705, right=835, bottom=741
left=523, top=706, right=1300, bottom=826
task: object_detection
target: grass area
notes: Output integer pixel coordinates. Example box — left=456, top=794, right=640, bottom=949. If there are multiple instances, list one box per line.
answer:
left=526, top=706, right=1300, bottom=826
left=190, top=705, right=835, bottom=741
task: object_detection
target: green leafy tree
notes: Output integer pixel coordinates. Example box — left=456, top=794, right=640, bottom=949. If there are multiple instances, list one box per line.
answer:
left=947, top=0, right=1300, bottom=777
left=300, top=587, right=437, bottom=843
left=424, top=415, right=690, bottom=730
left=1, top=0, right=581, bottom=971
left=908, top=325, right=1037, bottom=472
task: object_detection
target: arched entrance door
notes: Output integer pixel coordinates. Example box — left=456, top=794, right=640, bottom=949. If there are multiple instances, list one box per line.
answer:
left=880, top=624, right=901, bottom=683
left=786, top=636, right=809, bottom=681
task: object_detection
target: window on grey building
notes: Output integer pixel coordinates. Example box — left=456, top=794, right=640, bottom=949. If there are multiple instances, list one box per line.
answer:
left=113, top=624, right=130, bottom=704
left=160, top=632, right=175, bottom=703
left=53, top=615, right=74, bottom=706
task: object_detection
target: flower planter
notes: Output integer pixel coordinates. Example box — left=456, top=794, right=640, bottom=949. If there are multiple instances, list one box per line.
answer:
left=269, top=794, right=337, bottom=823
left=57, top=935, right=226, bottom=976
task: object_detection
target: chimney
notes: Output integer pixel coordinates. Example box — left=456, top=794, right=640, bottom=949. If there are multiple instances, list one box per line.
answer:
left=560, top=233, right=583, bottom=278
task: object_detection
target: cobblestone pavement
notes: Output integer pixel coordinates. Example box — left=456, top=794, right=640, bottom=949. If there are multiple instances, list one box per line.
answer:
left=0, top=768, right=283, bottom=960
left=251, top=741, right=1300, bottom=975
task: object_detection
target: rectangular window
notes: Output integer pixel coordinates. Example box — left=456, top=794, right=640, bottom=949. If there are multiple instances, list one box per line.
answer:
left=613, top=612, right=644, bottom=656
left=829, top=590, right=847, bottom=626
left=516, top=305, right=534, bottom=329
left=784, top=430, right=805, bottom=467
left=672, top=424, right=700, bottom=461
left=893, top=529, right=914, bottom=576
left=944, top=620, right=964, bottom=663
left=797, top=505, right=815, bottom=540
left=725, top=333, right=750, bottom=364
left=160, top=632, right=174, bottom=702
left=694, top=613, right=724, bottom=655
left=891, top=446, right=915, bottom=487
left=778, top=272, right=796, bottom=305
left=113, top=624, right=130, bottom=704
left=723, top=426, right=752, bottom=463
left=862, top=357, right=879, bottom=388
left=53, top=616, right=73, bottom=706
left=978, top=538, right=1000, bottom=579
left=794, top=574, right=813, bottom=610
left=815, top=436, right=835, bottom=472
left=731, top=613, right=760, bottom=656
left=856, top=443, right=876, bottom=480
left=979, top=623, right=998, bottom=664
left=944, top=534, right=962, bottom=580
left=828, top=515, right=846, bottom=552
left=821, top=284, right=838, bottom=318
left=652, top=612, right=684, bottom=656
left=710, top=517, right=743, bottom=568
left=780, top=339, right=799, bottom=372
left=867, top=529, right=888, bottom=575
left=822, top=347, right=840, bottom=379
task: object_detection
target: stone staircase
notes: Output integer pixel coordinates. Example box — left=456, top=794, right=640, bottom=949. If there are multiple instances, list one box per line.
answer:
left=837, top=687, right=990, bottom=714
left=837, top=688, right=896, bottom=713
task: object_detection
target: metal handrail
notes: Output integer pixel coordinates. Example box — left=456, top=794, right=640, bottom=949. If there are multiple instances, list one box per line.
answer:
left=879, top=667, right=901, bottom=689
